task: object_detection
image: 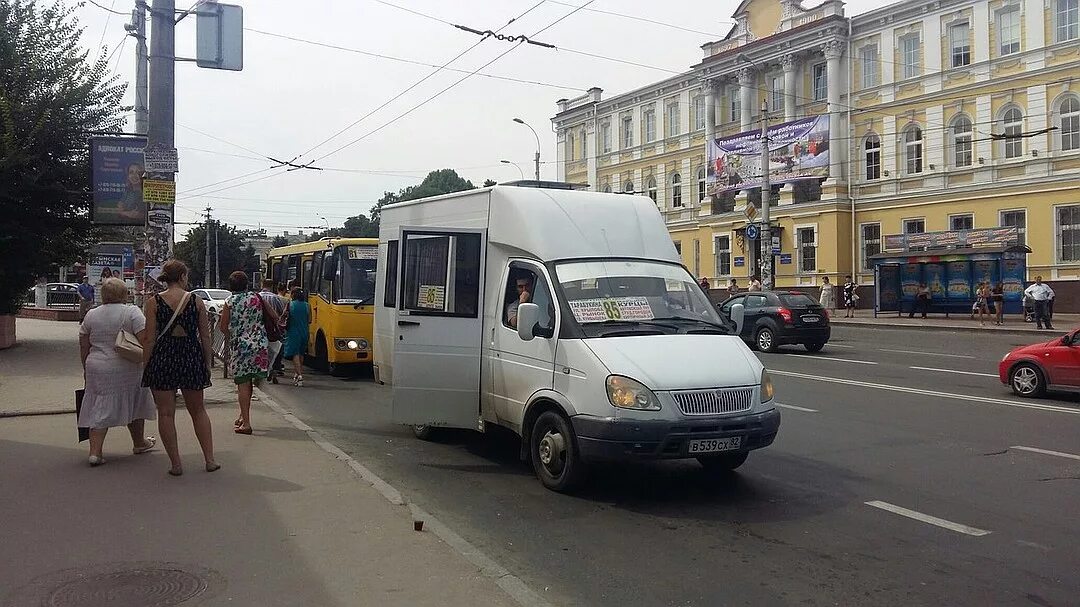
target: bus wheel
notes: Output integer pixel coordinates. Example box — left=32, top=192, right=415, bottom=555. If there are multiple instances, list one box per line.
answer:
left=315, top=335, right=330, bottom=372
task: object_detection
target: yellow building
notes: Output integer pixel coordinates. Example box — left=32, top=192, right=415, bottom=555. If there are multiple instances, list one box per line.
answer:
left=552, top=0, right=1080, bottom=309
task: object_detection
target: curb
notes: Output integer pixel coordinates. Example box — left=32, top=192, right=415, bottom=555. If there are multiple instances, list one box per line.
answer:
left=0, top=408, right=75, bottom=419
left=831, top=320, right=1055, bottom=336
left=252, top=385, right=552, bottom=607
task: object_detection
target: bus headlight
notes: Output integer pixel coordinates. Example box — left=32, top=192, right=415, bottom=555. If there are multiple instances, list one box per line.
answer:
left=606, top=375, right=661, bottom=411
left=334, top=338, right=369, bottom=351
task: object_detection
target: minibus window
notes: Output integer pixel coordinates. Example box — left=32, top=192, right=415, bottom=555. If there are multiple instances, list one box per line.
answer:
left=384, top=241, right=399, bottom=308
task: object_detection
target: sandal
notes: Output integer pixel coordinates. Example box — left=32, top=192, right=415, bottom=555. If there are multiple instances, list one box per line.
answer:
left=133, top=436, right=157, bottom=455
left=205, top=462, right=221, bottom=472
left=88, top=455, right=106, bottom=467
left=234, top=426, right=253, bottom=435
left=168, top=466, right=183, bottom=476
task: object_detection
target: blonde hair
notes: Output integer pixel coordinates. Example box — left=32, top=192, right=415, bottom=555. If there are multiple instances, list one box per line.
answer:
left=101, top=277, right=129, bottom=304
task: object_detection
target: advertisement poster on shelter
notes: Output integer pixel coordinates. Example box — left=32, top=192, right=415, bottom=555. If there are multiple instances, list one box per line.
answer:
left=90, top=136, right=147, bottom=226
left=900, top=264, right=921, bottom=299
left=924, top=263, right=946, bottom=299
left=1001, top=258, right=1025, bottom=301
left=878, top=266, right=899, bottom=310
left=707, top=115, right=829, bottom=195
left=973, top=260, right=997, bottom=288
left=947, top=261, right=971, bottom=299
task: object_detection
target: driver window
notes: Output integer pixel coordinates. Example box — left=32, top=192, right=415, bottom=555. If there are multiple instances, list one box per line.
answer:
left=502, top=266, right=554, bottom=334
left=720, top=295, right=743, bottom=314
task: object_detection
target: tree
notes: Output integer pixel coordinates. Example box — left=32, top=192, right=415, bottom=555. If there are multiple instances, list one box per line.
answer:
left=368, top=168, right=476, bottom=228
left=483, top=179, right=497, bottom=187
left=271, top=236, right=289, bottom=248
left=0, top=0, right=127, bottom=313
left=173, top=222, right=259, bottom=288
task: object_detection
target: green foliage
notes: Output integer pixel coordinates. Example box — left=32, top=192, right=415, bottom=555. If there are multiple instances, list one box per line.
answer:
left=173, top=222, right=259, bottom=288
left=368, top=168, right=476, bottom=228
left=0, top=0, right=128, bottom=313
left=271, top=235, right=289, bottom=248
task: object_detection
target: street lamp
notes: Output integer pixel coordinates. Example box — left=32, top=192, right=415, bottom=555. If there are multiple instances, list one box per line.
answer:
left=500, top=159, right=524, bottom=180
left=319, top=216, right=330, bottom=231
left=512, top=117, right=541, bottom=182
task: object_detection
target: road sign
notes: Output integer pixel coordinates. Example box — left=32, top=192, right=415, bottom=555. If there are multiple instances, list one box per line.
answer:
left=771, top=236, right=781, bottom=255
left=143, top=145, right=179, bottom=173
left=745, top=223, right=760, bottom=240
left=744, top=203, right=757, bottom=222
left=197, top=3, right=244, bottom=71
left=143, top=179, right=176, bottom=204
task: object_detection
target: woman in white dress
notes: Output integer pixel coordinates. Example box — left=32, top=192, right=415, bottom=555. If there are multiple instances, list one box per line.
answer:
left=819, top=276, right=836, bottom=309
left=79, top=278, right=157, bottom=466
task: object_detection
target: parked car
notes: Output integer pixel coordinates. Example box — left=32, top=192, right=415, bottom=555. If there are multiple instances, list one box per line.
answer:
left=26, top=283, right=81, bottom=307
left=999, top=329, right=1080, bottom=397
left=716, top=291, right=830, bottom=353
left=191, top=289, right=232, bottom=315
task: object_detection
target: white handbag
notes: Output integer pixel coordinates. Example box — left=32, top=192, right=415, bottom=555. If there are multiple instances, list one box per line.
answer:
left=114, top=328, right=144, bottom=363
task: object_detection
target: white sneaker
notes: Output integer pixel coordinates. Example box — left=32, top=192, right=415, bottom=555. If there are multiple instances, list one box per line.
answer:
left=88, top=455, right=106, bottom=467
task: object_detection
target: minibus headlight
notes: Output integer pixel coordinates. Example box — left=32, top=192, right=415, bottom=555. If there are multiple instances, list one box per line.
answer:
left=760, top=369, right=775, bottom=402
left=606, top=375, right=661, bottom=411
left=347, top=340, right=359, bottom=350
left=334, top=338, right=369, bottom=351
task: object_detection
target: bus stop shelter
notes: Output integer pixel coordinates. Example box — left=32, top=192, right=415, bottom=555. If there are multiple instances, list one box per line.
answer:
left=869, top=227, right=1031, bottom=317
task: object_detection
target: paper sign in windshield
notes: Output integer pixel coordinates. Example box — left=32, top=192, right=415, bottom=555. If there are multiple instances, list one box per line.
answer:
left=348, top=247, right=378, bottom=260
left=569, top=297, right=654, bottom=323
left=418, top=284, right=445, bottom=310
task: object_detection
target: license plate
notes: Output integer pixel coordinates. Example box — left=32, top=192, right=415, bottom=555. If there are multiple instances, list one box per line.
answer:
left=802, top=315, right=820, bottom=323
left=687, top=437, right=742, bottom=454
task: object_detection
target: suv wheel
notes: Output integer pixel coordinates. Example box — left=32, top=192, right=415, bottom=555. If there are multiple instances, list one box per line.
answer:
left=530, top=411, right=584, bottom=492
left=1010, top=363, right=1046, bottom=398
left=804, top=342, right=825, bottom=353
left=756, top=327, right=777, bottom=353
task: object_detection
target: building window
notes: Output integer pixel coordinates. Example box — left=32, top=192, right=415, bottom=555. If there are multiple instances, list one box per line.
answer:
left=998, top=8, right=1021, bottom=55
left=643, top=108, right=656, bottom=143
left=565, top=131, right=576, bottom=161
left=901, top=34, right=921, bottom=79
left=600, top=121, right=611, bottom=153
left=861, top=223, right=881, bottom=271
left=622, top=116, right=633, bottom=149
left=951, top=115, right=973, bottom=168
left=693, top=95, right=706, bottom=130
left=864, top=134, right=881, bottom=180
left=580, top=129, right=587, bottom=159
left=769, top=75, right=783, bottom=113
left=673, top=241, right=682, bottom=255
left=623, top=180, right=634, bottom=194
left=714, top=235, right=731, bottom=277
left=812, top=63, right=827, bottom=101
left=950, top=22, right=971, bottom=67
left=601, top=184, right=612, bottom=193
left=1059, top=95, right=1080, bottom=151
left=797, top=227, right=817, bottom=273
left=1058, top=0, right=1079, bottom=42
left=1058, top=205, right=1080, bottom=261
left=646, top=176, right=657, bottom=203
left=860, top=45, right=878, bottom=89
left=949, top=214, right=974, bottom=230
left=1000, top=210, right=1027, bottom=245
left=667, top=101, right=680, bottom=137
left=729, top=87, right=741, bottom=123
left=1001, top=106, right=1024, bottom=159
left=903, top=125, right=923, bottom=174
left=671, top=173, right=682, bottom=207
left=697, top=167, right=707, bottom=202
left=904, top=218, right=925, bottom=234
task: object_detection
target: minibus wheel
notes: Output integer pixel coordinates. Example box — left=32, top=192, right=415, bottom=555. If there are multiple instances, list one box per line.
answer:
left=530, top=411, right=583, bottom=492
left=412, top=425, right=437, bottom=440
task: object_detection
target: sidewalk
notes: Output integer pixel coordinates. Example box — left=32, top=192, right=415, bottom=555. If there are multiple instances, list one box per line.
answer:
left=831, top=312, right=1079, bottom=334
left=0, top=319, right=523, bottom=606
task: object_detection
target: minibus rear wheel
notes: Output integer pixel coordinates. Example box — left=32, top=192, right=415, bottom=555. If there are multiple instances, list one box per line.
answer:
left=530, top=411, right=584, bottom=492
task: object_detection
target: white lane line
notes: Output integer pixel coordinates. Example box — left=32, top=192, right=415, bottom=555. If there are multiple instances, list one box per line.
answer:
left=1010, top=445, right=1080, bottom=461
left=909, top=366, right=998, bottom=378
left=881, top=348, right=976, bottom=359
left=806, top=355, right=878, bottom=365
left=775, top=403, right=818, bottom=413
left=865, top=501, right=992, bottom=537
left=769, top=369, right=1080, bottom=415
left=827, top=343, right=855, bottom=349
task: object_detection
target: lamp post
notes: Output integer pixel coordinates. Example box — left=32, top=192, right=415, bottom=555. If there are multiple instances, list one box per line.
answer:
left=500, top=159, right=525, bottom=180
left=512, top=118, right=541, bottom=182
left=320, top=216, right=330, bottom=233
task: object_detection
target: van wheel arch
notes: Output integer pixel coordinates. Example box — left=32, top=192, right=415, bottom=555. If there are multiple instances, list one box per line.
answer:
left=519, top=399, right=571, bottom=461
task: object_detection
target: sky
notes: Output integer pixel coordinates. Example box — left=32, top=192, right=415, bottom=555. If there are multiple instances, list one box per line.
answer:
left=73, top=0, right=895, bottom=237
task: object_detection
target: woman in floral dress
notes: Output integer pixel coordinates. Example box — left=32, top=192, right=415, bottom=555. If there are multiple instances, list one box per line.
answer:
left=218, top=271, right=272, bottom=435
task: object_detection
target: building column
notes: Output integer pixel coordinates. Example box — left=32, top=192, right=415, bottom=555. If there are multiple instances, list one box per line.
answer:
left=702, top=77, right=718, bottom=215
left=738, top=67, right=754, bottom=132
left=781, top=53, right=798, bottom=121
left=585, top=120, right=598, bottom=190
left=824, top=40, right=844, bottom=185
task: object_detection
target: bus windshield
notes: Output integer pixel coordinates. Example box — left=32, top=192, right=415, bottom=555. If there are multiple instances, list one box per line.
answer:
left=336, top=245, right=377, bottom=304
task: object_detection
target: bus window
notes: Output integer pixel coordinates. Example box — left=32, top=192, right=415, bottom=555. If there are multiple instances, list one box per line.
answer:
left=312, top=251, right=328, bottom=301
left=302, top=258, right=314, bottom=290
left=336, top=245, right=376, bottom=305
left=384, top=240, right=398, bottom=308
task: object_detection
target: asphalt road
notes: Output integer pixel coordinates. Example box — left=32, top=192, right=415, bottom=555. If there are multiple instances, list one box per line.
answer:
left=262, top=326, right=1080, bottom=607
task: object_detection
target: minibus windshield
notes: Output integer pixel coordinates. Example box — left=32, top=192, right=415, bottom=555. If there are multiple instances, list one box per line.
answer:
left=336, top=246, right=377, bottom=304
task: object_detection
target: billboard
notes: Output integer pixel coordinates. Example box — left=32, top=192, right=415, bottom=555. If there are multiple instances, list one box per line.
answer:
left=707, top=115, right=829, bottom=194
left=90, top=136, right=147, bottom=226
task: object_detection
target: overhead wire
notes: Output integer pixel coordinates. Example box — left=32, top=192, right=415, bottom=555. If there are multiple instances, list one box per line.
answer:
left=86, top=0, right=126, bottom=15
left=545, top=0, right=731, bottom=36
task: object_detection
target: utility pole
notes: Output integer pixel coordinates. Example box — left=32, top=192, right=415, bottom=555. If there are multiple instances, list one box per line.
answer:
left=146, top=0, right=175, bottom=279
left=204, top=206, right=212, bottom=287
left=126, top=2, right=149, bottom=135
left=759, top=98, right=773, bottom=290
left=214, top=221, right=220, bottom=288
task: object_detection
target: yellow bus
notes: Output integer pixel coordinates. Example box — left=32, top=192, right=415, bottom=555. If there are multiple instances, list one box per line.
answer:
left=265, top=237, right=378, bottom=374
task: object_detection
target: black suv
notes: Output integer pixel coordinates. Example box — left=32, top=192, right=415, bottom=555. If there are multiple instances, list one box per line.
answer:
left=717, top=291, right=830, bottom=353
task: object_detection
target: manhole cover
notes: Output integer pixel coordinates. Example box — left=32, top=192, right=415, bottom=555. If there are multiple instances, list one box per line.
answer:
left=4, top=562, right=225, bottom=607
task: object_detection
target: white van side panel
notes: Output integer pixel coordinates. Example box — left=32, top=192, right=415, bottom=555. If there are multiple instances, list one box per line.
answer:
left=553, top=339, right=613, bottom=419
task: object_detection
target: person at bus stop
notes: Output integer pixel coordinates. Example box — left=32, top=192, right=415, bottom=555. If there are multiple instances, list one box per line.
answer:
left=991, top=282, right=1005, bottom=325
left=819, top=276, right=836, bottom=310
left=78, top=277, right=95, bottom=322
left=1024, top=276, right=1055, bottom=330
left=258, top=279, right=287, bottom=383
left=842, top=275, right=859, bottom=317
left=219, top=271, right=271, bottom=435
left=284, top=288, right=311, bottom=387
left=728, top=278, right=739, bottom=297
left=909, top=282, right=931, bottom=319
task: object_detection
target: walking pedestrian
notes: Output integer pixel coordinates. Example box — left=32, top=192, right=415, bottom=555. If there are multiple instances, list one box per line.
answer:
left=77, top=277, right=95, bottom=323
left=699, top=277, right=710, bottom=291
left=78, top=277, right=156, bottom=466
left=218, top=271, right=271, bottom=435
left=843, top=275, right=858, bottom=318
left=749, top=276, right=762, bottom=291
left=284, top=287, right=311, bottom=387
left=909, top=282, right=931, bottom=318
left=258, top=279, right=287, bottom=384
left=819, top=276, right=836, bottom=310
left=991, top=282, right=1004, bottom=325
left=1023, top=276, right=1056, bottom=330
left=141, top=260, right=218, bottom=476
left=728, top=278, right=739, bottom=297
left=975, top=282, right=991, bottom=326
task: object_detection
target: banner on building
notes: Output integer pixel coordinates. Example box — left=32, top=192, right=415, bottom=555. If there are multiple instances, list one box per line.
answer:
left=90, top=136, right=148, bottom=226
left=706, top=115, right=829, bottom=195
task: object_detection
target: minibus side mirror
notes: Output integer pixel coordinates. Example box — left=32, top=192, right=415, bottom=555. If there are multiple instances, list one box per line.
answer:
left=322, top=255, right=336, bottom=282
left=731, top=303, right=745, bottom=335
left=517, top=303, right=540, bottom=341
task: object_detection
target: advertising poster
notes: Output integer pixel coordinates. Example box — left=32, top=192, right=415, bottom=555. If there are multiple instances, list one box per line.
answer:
left=973, top=259, right=997, bottom=288
left=1001, top=257, right=1025, bottom=301
left=707, top=115, right=830, bottom=195
left=924, top=263, right=946, bottom=299
left=900, top=264, right=922, bottom=299
left=878, top=265, right=899, bottom=310
left=947, top=261, right=971, bottom=300
left=90, top=136, right=147, bottom=226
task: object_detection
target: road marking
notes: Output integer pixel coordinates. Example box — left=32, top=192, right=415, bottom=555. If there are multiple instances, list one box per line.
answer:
left=909, top=366, right=998, bottom=378
left=804, top=355, right=878, bottom=365
left=865, top=501, right=992, bottom=537
left=827, top=343, right=855, bottom=349
left=775, top=403, right=818, bottom=412
left=769, top=370, right=1080, bottom=415
left=881, top=348, right=975, bottom=359
left=1010, top=445, right=1080, bottom=461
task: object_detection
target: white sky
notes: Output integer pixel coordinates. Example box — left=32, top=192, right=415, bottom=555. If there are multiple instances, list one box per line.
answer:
left=74, top=0, right=895, bottom=236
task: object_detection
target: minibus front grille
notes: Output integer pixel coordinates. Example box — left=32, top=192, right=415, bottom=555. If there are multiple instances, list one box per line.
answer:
left=671, top=388, right=754, bottom=416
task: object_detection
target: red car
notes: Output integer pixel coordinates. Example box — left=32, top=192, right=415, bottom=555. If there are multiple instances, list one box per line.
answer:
left=999, top=329, right=1080, bottom=397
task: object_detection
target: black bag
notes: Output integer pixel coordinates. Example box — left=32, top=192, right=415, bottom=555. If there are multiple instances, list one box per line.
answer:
left=75, top=389, right=90, bottom=442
